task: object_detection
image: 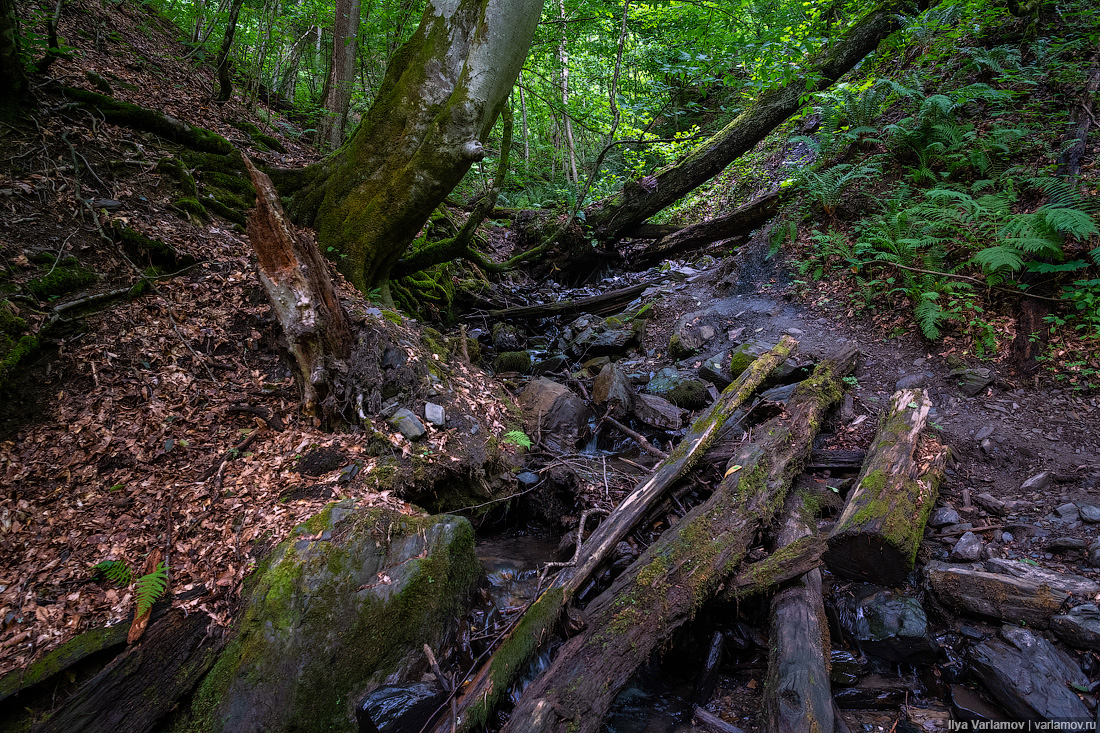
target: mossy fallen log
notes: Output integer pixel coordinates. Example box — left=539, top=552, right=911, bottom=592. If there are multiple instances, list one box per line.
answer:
left=435, top=336, right=800, bottom=733
left=823, top=388, right=949, bottom=585
left=499, top=344, right=859, bottom=733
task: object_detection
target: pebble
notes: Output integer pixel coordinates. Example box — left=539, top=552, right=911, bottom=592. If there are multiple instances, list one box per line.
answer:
left=975, top=426, right=995, bottom=441
left=1022, top=471, right=1053, bottom=492
left=950, top=532, right=984, bottom=562
left=1056, top=503, right=1081, bottom=522
left=424, top=402, right=446, bottom=427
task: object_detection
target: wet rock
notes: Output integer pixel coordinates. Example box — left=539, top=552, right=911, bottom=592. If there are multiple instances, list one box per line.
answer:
left=949, top=684, right=1011, bottom=723
left=1052, top=604, right=1100, bottom=652
left=424, top=403, right=445, bottom=427
left=390, top=409, right=426, bottom=441
left=492, top=322, right=524, bottom=351
left=518, top=378, right=592, bottom=448
left=895, top=372, right=933, bottom=390
left=632, top=394, right=683, bottom=430
left=1078, top=503, right=1100, bottom=524
left=950, top=532, right=983, bottom=562
left=568, top=316, right=643, bottom=359
left=929, top=506, right=961, bottom=528
left=835, top=586, right=935, bottom=663
left=357, top=682, right=447, bottom=733
left=903, top=704, right=952, bottom=732
left=578, top=356, right=611, bottom=377
left=669, top=311, right=719, bottom=358
left=494, top=350, right=531, bottom=373
left=184, top=503, right=481, bottom=732
left=834, top=674, right=921, bottom=710
left=593, top=362, right=635, bottom=418
left=829, top=649, right=866, bottom=686
left=951, top=366, right=993, bottom=397
left=1021, top=470, right=1052, bottom=492
left=969, top=625, right=1090, bottom=721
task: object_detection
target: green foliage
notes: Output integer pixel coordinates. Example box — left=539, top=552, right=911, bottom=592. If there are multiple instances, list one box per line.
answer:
left=502, top=430, right=532, bottom=449
left=135, top=561, right=169, bottom=616
left=93, top=560, right=132, bottom=586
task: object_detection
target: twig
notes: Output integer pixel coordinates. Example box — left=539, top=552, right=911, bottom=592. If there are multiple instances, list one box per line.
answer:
left=538, top=507, right=610, bottom=585
left=876, top=261, right=1064, bottom=302
left=603, top=415, right=669, bottom=459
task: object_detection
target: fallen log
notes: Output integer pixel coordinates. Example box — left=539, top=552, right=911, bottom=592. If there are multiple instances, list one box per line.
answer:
left=764, top=492, right=833, bottom=733
left=500, top=345, right=859, bottom=733
left=480, top=278, right=664, bottom=320
left=633, top=190, right=790, bottom=266
left=823, top=389, right=949, bottom=586
left=807, top=448, right=866, bottom=471
left=434, top=336, right=798, bottom=732
left=693, top=706, right=747, bottom=733
left=721, top=535, right=826, bottom=601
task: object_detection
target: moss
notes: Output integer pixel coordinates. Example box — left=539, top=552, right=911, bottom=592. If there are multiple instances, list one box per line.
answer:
left=199, top=195, right=247, bottom=226
left=171, top=197, right=209, bottom=220
left=0, top=623, right=126, bottom=700
left=229, top=119, right=288, bottom=153
left=26, top=266, right=95, bottom=299
left=667, top=379, right=709, bottom=409
left=421, top=327, right=448, bottom=361
left=111, top=223, right=193, bottom=267
left=204, top=171, right=255, bottom=198
left=181, top=150, right=245, bottom=175
left=0, top=301, right=26, bottom=335
left=381, top=309, right=403, bottom=326
left=156, top=157, right=198, bottom=197
left=494, top=350, right=531, bottom=373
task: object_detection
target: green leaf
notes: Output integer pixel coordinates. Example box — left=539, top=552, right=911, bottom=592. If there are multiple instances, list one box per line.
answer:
left=134, top=561, right=169, bottom=617
left=93, top=560, right=131, bottom=586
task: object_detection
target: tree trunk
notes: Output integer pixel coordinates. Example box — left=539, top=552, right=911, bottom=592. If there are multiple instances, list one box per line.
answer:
left=318, top=0, right=361, bottom=149
left=1056, top=53, right=1099, bottom=177
left=764, top=493, right=833, bottom=733
left=0, top=0, right=28, bottom=109
left=501, top=345, right=858, bottom=733
left=584, top=0, right=920, bottom=242
left=437, top=337, right=798, bottom=733
left=279, top=0, right=542, bottom=292
left=519, top=74, right=530, bottom=167
left=243, top=157, right=353, bottom=424
left=557, top=0, right=578, bottom=184
left=276, top=26, right=310, bottom=101
left=214, top=0, right=245, bottom=103
left=823, top=388, right=949, bottom=586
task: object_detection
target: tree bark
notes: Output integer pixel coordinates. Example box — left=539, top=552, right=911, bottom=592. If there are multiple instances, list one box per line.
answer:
left=764, top=493, right=833, bottom=733
left=0, top=0, right=28, bottom=109
left=214, top=0, right=245, bottom=103
left=437, top=337, right=798, bottom=733
left=318, top=0, right=361, bottom=149
left=279, top=0, right=542, bottom=292
left=823, top=388, right=949, bottom=586
left=501, top=345, right=858, bottom=733
left=243, top=156, right=353, bottom=423
left=584, top=0, right=919, bottom=242
left=481, top=277, right=663, bottom=320
left=1055, top=53, right=1099, bottom=177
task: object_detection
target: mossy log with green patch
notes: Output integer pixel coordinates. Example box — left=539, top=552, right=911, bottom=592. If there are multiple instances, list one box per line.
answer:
left=764, top=492, right=833, bottom=733
left=438, top=336, right=799, bottom=733
left=823, top=388, right=949, bottom=586
left=111, top=222, right=195, bottom=268
left=175, top=501, right=481, bottom=733
left=500, top=344, right=858, bottom=733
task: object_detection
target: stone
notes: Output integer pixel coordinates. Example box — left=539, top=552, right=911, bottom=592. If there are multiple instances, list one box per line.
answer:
left=1088, top=538, right=1100, bottom=568
left=1047, top=537, right=1087, bottom=551
left=494, top=350, right=531, bottom=373
left=949, top=685, right=1012, bottom=724
left=952, top=366, right=993, bottom=397
left=381, top=346, right=407, bottom=370
left=492, top=322, right=524, bottom=351
left=644, top=367, right=710, bottom=409
left=895, top=372, right=932, bottom=390
left=834, top=585, right=935, bottom=663
left=969, top=625, right=1090, bottom=722
left=181, top=502, right=482, bottom=732
left=668, top=310, right=720, bottom=358
left=974, top=492, right=1006, bottom=516
left=632, top=394, right=683, bottom=430
left=728, top=341, right=776, bottom=378
left=578, top=356, right=611, bottom=377
left=592, top=362, right=635, bottom=418
left=518, top=378, right=592, bottom=448
left=1079, top=504, right=1100, bottom=523
left=929, top=506, right=961, bottom=528
left=1021, top=471, right=1052, bottom=492
left=975, top=426, right=995, bottom=441
left=531, top=354, right=569, bottom=375
left=1052, top=604, right=1100, bottom=653
left=950, top=532, right=983, bottom=562
left=1056, top=502, right=1080, bottom=522
left=390, top=409, right=426, bottom=441
left=698, top=350, right=734, bottom=390
left=424, top=403, right=445, bottom=427
left=829, top=649, right=865, bottom=686
left=357, top=683, right=447, bottom=733
left=516, top=471, right=540, bottom=487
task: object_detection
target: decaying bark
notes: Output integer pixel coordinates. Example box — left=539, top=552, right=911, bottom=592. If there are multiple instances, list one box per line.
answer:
left=501, top=345, right=858, bottom=733
left=437, top=337, right=798, bottom=733
left=764, top=493, right=832, bottom=733
left=243, top=157, right=352, bottom=423
left=1056, top=53, right=1100, bottom=178
left=482, top=278, right=663, bottom=320
left=823, top=389, right=949, bottom=586
left=584, top=0, right=919, bottom=242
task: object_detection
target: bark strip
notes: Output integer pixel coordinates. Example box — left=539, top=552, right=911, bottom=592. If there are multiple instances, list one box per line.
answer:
left=823, top=388, right=948, bottom=585
left=501, top=345, right=859, bottom=733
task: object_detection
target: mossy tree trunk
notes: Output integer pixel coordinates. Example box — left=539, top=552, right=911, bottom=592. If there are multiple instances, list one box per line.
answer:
left=582, top=0, right=923, bottom=243
left=0, top=0, right=29, bottom=111
left=281, top=0, right=542, bottom=292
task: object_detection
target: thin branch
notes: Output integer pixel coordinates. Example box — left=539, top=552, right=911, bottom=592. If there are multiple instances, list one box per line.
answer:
left=875, top=260, right=1065, bottom=302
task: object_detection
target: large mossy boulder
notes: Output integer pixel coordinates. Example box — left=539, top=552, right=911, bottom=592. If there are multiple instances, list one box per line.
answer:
left=177, top=500, right=481, bottom=733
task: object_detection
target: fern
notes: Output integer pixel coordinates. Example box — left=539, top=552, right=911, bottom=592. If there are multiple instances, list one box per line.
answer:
left=94, top=560, right=132, bottom=586
left=134, top=561, right=169, bottom=617
left=973, top=245, right=1024, bottom=273
left=913, top=292, right=945, bottom=339
left=502, top=430, right=532, bottom=449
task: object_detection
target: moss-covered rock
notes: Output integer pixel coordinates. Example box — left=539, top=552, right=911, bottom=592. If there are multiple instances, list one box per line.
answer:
left=494, top=350, right=531, bottom=373
left=26, top=265, right=96, bottom=299
left=175, top=501, right=481, bottom=733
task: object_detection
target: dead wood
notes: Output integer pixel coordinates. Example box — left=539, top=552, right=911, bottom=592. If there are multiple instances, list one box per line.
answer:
left=721, top=535, right=826, bottom=601
left=603, top=415, right=669, bottom=459
left=480, top=278, right=664, bottom=320
left=693, top=706, right=747, bottom=733
left=823, top=389, right=949, bottom=585
left=807, top=448, right=866, bottom=471
left=435, top=336, right=799, bottom=732
left=500, top=345, right=858, bottom=733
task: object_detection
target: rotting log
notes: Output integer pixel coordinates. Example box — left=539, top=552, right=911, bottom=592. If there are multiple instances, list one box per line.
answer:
left=500, top=345, right=859, bottom=733
left=633, top=190, right=790, bottom=266
left=434, top=336, right=799, bottom=733
left=33, top=610, right=220, bottom=733
left=479, top=278, right=664, bottom=320
left=721, top=535, right=826, bottom=601
left=807, top=448, right=866, bottom=471
left=823, top=388, right=949, bottom=586
left=243, top=157, right=352, bottom=424
left=764, top=492, right=833, bottom=733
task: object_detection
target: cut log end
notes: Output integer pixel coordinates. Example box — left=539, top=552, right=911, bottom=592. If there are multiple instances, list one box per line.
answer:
left=822, top=535, right=914, bottom=587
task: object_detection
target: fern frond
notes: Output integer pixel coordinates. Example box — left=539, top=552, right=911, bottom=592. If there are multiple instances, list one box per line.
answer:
left=134, top=561, right=169, bottom=617
left=972, top=245, right=1024, bottom=273
left=1040, top=207, right=1098, bottom=238
left=913, top=294, right=944, bottom=340
left=94, top=560, right=132, bottom=586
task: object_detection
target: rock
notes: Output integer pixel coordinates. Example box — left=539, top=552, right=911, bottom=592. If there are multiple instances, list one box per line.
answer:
left=1052, top=604, right=1100, bottom=653
left=834, top=673, right=921, bottom=710
left=1056, top=502, right=1081, bottom=522
left=181, top=503, right=482, bottom=732
left=950, top=532, right=983, bottom=562
left=834, top=585, right=935, bottom=663
left=1078, top=503, right=1100, bottom=523
left=969, top=625, right=1090, bottom=722
left=424, top=403, right=445, bottom=427
left=357, top=682, right=448, bottom=733
left=728, top=341, right=775, bottom=378
left=668, top=311, right=719, bottom=358
left=518, top=378, right=592, bottom=448
left=982, top=557, right=1100, bottom=595
left=895, top=372, right=932, bottom=390
left=829, top=649, right=866, bottom=686
left=698, top=350, right=734, bottom=390
left=381, top=346, right=407, bottom=370
left=929, top=506, right=961, bottom=528
left=1047, top=537, right=1087, bottom=551
left=492, top=322, right=524, bottom=350
left=568, top=316, right=644, bottom=359
left=903, top=703, right=952, bottom=732
left=578, top=356, right=611, bottom=377
left=951, top=366, right=993, bottom=397
left=973, top=492, right=1006, bottom=516
left=516, top=471, right=540, bottom=487
left=390, top=409, right=426, bottom=441
left=975, top=426, right=995, bottom=441
left=531, top=354, right=569, bottom=375
left=949, top=684, right=1012, bottom=723
left=494, top=350, right=531, bottom=373
left=592, top=362, right=635, bottom=418
left=645, top=367, right=710, bottom=410
left=632, top=394, right=683, bottom=430
left=1021, top=471, right=1053, bottom=492
left=87, top=197, right=124, bottom=211
left=1088, top=538, right=1100, bottom=568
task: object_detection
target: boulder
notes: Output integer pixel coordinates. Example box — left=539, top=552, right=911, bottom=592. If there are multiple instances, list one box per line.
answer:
left=834, top=585, right=935, bottom=663
left=668, top=310, right=719, bottom=358
left=179, top=502, right=482, bottom=733
left=518, top=378, right=592, bottom=448
left=644, top=367, right=710, bottom=409
left=1051, top=604, right=1100, bottom=652
left=969, top=625, right=1090, bottom=722
left=567, top=316, right=644, bottom=359
left=592, top=362, right=634, bottom=418
left=631, top=393, right=683, bottom=430
left=494, top=350, right=531, bottom=373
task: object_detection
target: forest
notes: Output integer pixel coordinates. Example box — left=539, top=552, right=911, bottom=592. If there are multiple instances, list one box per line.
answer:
left=0, top=0, right=1099, bottom=730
